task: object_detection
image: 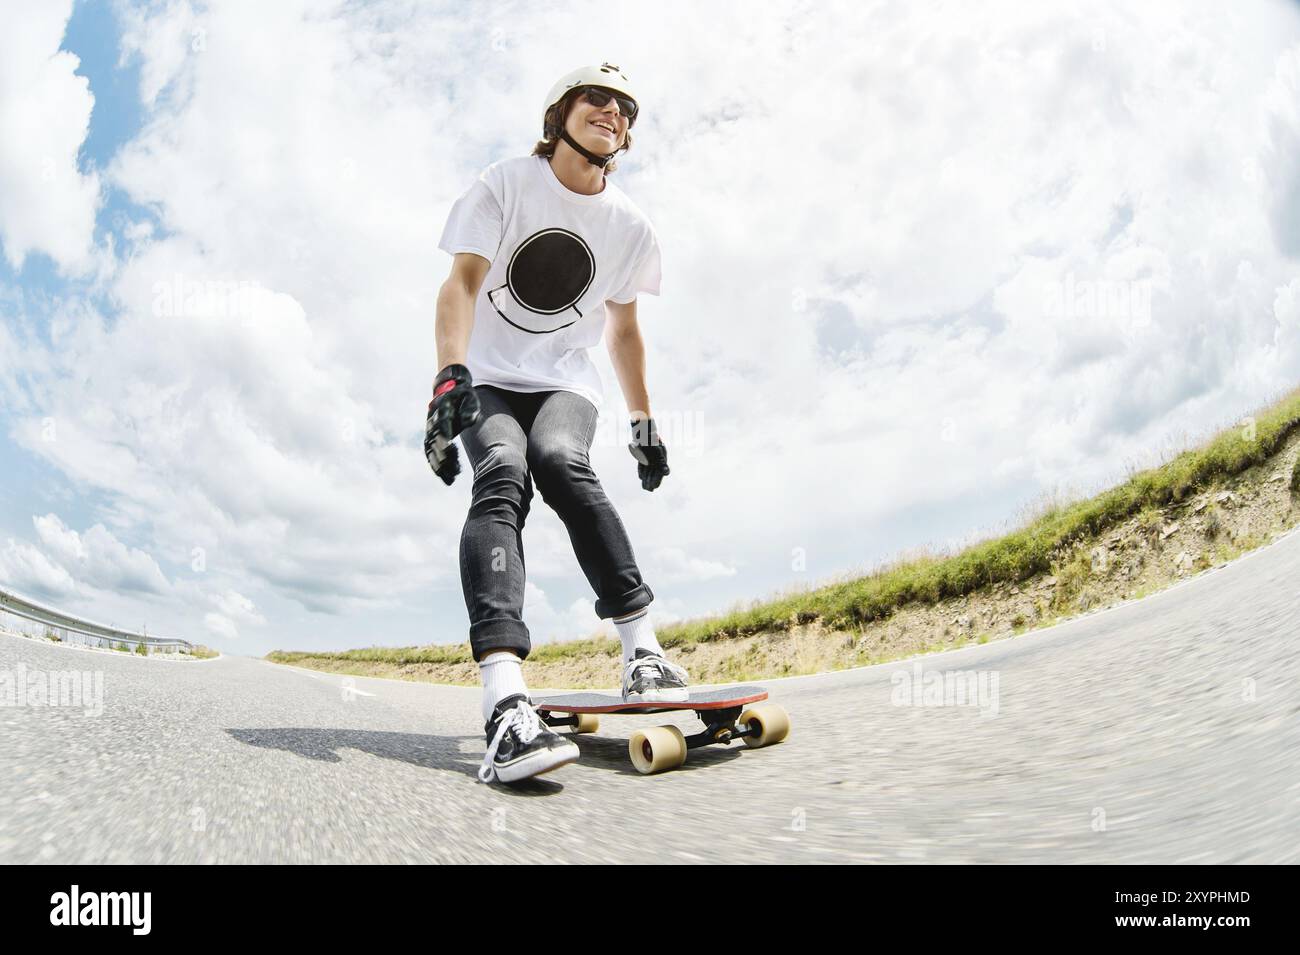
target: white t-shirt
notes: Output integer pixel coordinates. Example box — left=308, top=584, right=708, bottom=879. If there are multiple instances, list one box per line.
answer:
left=437, top=155, right=662, bottom=410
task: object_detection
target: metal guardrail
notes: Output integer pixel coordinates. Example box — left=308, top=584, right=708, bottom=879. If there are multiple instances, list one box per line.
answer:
left=0, top=586, right=192, bottom=654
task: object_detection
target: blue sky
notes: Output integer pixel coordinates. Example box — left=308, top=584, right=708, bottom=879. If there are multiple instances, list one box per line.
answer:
left=0, top=1, right=151, bottom=625
left=1, top=0, right=1299, bottom=655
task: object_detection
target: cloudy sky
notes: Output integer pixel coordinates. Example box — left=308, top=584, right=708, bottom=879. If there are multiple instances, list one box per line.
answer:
left=1, top=0, right=1299, bottom=656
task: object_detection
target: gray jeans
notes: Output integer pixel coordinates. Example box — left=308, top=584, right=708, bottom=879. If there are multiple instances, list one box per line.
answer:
left=457, top=385, right=653, bottom=662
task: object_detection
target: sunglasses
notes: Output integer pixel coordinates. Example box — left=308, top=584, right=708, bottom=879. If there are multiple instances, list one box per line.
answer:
left=580, top=87, right=638, bottom=127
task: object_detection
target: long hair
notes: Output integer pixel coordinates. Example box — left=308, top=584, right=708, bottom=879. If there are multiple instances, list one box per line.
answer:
left=531, top=88, right=633, bottom=174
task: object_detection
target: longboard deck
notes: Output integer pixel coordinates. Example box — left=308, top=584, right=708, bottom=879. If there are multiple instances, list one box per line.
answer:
left=534, top=685, right=767, bottom=715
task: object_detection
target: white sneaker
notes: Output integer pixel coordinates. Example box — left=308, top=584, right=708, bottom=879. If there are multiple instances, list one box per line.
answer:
left=621, top=648, right=690, bottom=703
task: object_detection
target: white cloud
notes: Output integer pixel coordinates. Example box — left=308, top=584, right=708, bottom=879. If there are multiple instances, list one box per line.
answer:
left=32, top=512, right=85, bottom=564
left=115, top=0, right=201, bottom=108
left=0, top=538, right=76, bottom=599
left=522, top=582, right=605, bottom=645
left=1261, top=44, right=1300, bottom=258
left=208, top=588, right=265, bottom=626
left=4, top=0, right=1300, bottom=655
left=1271, top=278, right=1300, bottom=366
left=32, top=514, right=169, bottom=594
left=0, top=0, right=101, bottom=271
left=203, top=611, right=238, bottom=641
left=647, top=547, right=737, bottom=585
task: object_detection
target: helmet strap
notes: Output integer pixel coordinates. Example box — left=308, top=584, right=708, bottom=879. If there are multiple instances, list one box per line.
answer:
left=558, top=126, right=617, bottom=169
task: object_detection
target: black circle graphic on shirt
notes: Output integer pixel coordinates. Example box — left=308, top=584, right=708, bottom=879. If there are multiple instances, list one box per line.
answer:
left=507, top=229, right=594, bottom=313
left=487, top=228, right=594, bottom=334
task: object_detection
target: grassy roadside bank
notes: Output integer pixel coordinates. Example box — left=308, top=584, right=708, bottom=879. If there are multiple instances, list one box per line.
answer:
left=267, top=386, right=1300, bottom=688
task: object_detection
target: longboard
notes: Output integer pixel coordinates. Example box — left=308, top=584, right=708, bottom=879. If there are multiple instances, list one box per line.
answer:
left=534, top=685, right=790, bottom=775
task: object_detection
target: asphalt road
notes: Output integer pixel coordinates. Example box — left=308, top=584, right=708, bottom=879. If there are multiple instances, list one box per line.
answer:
left=2, top=527, right=1298, bottom=863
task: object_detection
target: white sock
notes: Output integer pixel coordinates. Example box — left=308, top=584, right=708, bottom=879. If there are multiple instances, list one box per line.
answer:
left=614, top=608, right=664, bottom=662
left=480, top=651, right=528, bottom=723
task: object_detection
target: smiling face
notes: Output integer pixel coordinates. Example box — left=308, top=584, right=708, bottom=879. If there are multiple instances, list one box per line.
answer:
left=563, top=88, right=629, bottom=152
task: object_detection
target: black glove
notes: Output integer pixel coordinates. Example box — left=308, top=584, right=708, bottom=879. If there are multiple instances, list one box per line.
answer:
left=425, top=364, right=481, bottom=486
left=627, top=416, right=669, bottom=492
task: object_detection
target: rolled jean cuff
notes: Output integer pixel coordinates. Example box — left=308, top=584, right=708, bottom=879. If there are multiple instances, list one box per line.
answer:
left=469, top=618, right=531, bottom=663
left=594, top=582, right=655, bottom=621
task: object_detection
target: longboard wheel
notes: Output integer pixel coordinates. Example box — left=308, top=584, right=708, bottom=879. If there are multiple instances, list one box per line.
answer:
left=572, top=713, right=600, bottom=734
left=628, top=725, right=687, bottom=775
left=739, top=703, right=790, bottom=748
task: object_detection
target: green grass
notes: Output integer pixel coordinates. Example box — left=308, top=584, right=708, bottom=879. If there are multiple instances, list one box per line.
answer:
left=1136, top=502, right=1162, bottom=534
left=265, top=634, right=623, bottom=670
left=268, top=385, right=1300, bottom=670
left=1051, top=549, right=1093, bottom=611
left=268, top=643, right=472, bottom=668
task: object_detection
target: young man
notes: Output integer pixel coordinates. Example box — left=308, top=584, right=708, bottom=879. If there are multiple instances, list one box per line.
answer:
left=427, top=63, right=690, bottom=784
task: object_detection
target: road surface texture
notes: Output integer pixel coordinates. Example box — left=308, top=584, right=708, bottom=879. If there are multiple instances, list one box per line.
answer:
left=2, top=528, right=1297, bottom=863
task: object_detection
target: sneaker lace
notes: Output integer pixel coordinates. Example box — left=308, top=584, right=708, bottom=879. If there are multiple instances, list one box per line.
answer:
left=478, top=699, right=545, bottom=784
left=626, top=654, right=689, bottom=687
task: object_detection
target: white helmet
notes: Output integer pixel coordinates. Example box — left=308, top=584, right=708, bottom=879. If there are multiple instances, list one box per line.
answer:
left=541, top=62, right=639, bottom=168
